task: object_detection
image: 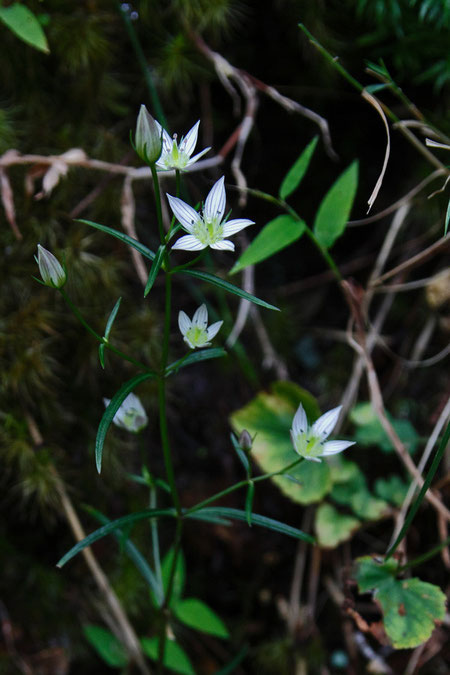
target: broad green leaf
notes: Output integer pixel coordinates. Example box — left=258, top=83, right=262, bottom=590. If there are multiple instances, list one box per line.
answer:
left=279, top=136, right=319, bottom=200
left=330, top=458, right=388, bottom=520
left=104, top=297, right=122, bottom=340
left=85, top=506, right=163, bottom=605
left=181, top=269, right=279, bottom=311
left=315, top=503, right=360, bottom=548
left=96, top=372, right=155, bottom=472
left=141, top=637, right=195, bottom=675
left=161, top=548, right=186, bottom=605
left=313, top=161, right=358, bottom=249
left=56, top=507, right=176, bottom=568
left=0, top=4, right=49, bottom=53
left=82, top=624, right=128, bottom=667
left=230, top=381, right=331, bottom=504
left=230, top=215, right=306, bottom=274
left=165, top=348, right=227, bottom=376
left=356, top=557, right=446, bottom=649
left=350, top=402, right=419, bottom=454
left=144, top=245, right=165, bottom=297
left=174, top=598, right=229, bottom=638
left=78, top=219, right=155, bottom=261
left=375, top=475, right=409, bottom=507
left=188, top=507, right=315, bottom=543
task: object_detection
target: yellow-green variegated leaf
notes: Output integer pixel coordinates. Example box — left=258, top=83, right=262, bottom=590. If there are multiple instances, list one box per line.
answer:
left=230, top=381, right=331, bottom=504
left=315, top=503, right=360, bottom=548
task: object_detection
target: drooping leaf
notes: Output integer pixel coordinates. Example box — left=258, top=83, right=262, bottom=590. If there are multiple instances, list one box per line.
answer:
left=0, top=4, right=49, bottom=53
left=356, top=557, right=446, bottom=649
left=187, top=507, right=315, bottom=543
left=313, top=161, right=358, bottom=249
left=56, top=508, right=176, bottom=568
left=230, top=381, right=331, bottom=504
left=82, top=625, right=128, bottom=667
left=104, top=297, right=122, bottom=340
left=141, top=637, right=195, bottom=675
left=315, top=503, right=360, bottom=548
left=230, top=215, right=306, bottom=274
left=144, top=245, right=165, bottom=296
left=174, top=598, right=229, bottom=638
left=78, top=219, right=155, bottom=261
left=165, top=348, right=227, bottom=376
left=181, top=269, right=279, bottom=311
left=98, top=343, right=105, bottom=369
left=96, top=372, right=155, bottom=472
left=279, top=136, right=319, bottom=199
left=85, top=506, right=163, bottom=605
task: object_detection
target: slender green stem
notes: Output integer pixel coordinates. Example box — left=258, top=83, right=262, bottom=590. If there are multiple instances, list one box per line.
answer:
left=151, top=164, right=165, bottom=245
left=118, top=1, right=167, bottom=128
left=157, top=518, right=183, bottom=674
left=150, top=486, right=164, bottom=602
left=158, top=377, right=181, bottom=515
left=185, top=457, right=304, bottom=516
left=60, top=289, right=152, bottom=372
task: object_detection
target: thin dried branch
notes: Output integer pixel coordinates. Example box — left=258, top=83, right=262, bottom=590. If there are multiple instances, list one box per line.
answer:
left=121, top=176, right=148, bottom=286
left=0, top=167, right=21, bottom=240
left=362, top=90, right=391, bottom=213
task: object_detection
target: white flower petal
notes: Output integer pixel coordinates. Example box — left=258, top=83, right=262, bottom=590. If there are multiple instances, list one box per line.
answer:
left=183, top=335, right=195, bottom=349
left=206, top=320, right=223, bottom=340
left=292, top=403, right=308, bottom=436
left=312, top=405, right=342, bottom=439
left=222, top=218, right=254, bottom=237
left=186, top=147, right=211, bottom=166
left=210, top=239, right=235, bottom=251
left=166, top=194, right=199, bottom=232
left=180, top=120, right=200, bottom=156
left=192, top=304, right=208, bottom=328
left=304, top=456, right=322, bottom=463
left=204, top=176, right=226, bottom=222
left=321, top=440, right=356, bottom=456
left=172, top=235, right=206, bottom=251
left=178, top=310, right=191, bottom=336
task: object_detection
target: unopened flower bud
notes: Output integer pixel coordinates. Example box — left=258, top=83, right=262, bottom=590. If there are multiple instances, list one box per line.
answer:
left=239, top=430, right=253, bottom=452
left=135, top=105, right=162, bottom=164
left=36, top=244, right=67, bottom=288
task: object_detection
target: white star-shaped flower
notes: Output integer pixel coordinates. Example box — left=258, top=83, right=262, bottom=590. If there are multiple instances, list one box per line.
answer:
left=178, top=304, right=223, bottom=349
left=167, top=176, right=254, bottom=252
left=290, top=404, right=355, bottom=462
left=155, top=120, right=210, bottom=171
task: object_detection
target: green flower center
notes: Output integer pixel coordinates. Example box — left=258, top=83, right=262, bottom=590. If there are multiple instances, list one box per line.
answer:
left=185, top=326, right=209, bottom=347
left=192, top=217, right=223, bottom=245
left=293, top=432, right=324, bottom=459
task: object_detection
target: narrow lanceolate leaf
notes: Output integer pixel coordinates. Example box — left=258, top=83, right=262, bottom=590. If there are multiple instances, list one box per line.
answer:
left=144, top=245, right=165, bottom=297
left=77, top=219, right=155, bottom=261
left=96, top=372, right=156, bottom=473
left=185, top=507, right=315, bottom=543
left=165, top=348, right=227, bottom=376
left=181, top=269, right=279, bottom=311
left=56, top=508, right=176, bottom=568
left=104, top=297, right=122, bottom=340
left=0, top=4, right=49, bottom=53
left=230, top=215, right=306, bottom=274
left=279, top=136, right=319, bottom=200
left=445, top=198, right=450, bottom=236
left=313, top=161, right=358, bottom=249
left=140, top=637, right=195, bottom=675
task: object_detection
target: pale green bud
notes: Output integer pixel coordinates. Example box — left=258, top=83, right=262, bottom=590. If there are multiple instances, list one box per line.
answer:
left=135, top=105, right=162, bottom=164
left=36, top=244, right=67, bottom=288
left=239, top=430, right=253, bottom=452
